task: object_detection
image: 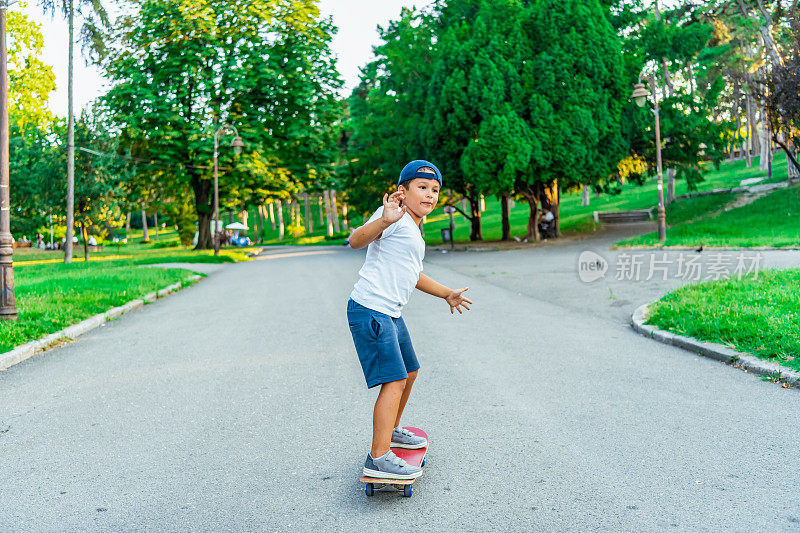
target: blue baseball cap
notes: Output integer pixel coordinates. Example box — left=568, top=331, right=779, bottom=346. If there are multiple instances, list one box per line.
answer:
left=398, top=160, right=442, bottom=188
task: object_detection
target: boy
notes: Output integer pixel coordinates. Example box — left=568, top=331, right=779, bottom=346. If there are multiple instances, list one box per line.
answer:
left=346, top=159, right=473, bottom=480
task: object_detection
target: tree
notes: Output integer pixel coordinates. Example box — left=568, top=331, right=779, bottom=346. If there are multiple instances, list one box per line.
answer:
left=511, top=0, right=627, bottom=239
left=762, top=16, right=800, bottom=175
left=613, top=0, right=732, bottom=204
left=103, top=0, right=342, bottom=249
left=7, top=11, right=55, bottom=129
left=9, top=119, right=63, bottom=238
left=451, top=2, right=533, bottom=241
left=8, top=12, right=59, bottom=238
left=72, top=113, right=124, bottom=260
left=425, top=0, right=627, bottom=241
left=700, top=0, right=797, bottom=173
left=343, top=7, right=435, bottom=218
left=38, top=0, right=109, bottom=263
left=424, top=0, right=488, bottom=241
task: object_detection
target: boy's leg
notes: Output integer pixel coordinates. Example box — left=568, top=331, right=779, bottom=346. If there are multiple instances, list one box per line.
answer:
left=393, top=369, right=418, bottom=428
left=371, top=378, right=407, bottom=458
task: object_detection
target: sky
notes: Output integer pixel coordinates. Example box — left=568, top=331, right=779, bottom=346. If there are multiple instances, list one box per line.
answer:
left=17, top=0, right=430, bottom=118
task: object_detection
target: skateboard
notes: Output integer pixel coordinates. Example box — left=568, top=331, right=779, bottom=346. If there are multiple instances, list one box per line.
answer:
left=360, top=427, right=428, bottom=498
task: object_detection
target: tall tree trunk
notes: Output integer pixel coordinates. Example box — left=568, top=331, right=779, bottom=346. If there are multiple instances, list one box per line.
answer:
left=754, top=0, right=783, bottom=67
left=153, top=210, right=159, bottom=240
left=760, top=103, right=770, bottom=171
left=191, top=172, right=213, bottom=249
left=241, top=209, right=248, bottom=237
left=125, top=211, right=131, bottom=239
left=467, top=189, right=482, bottom=241
left=64, top=0, right=75, bottom=264
left=500, top=193, right=510, bottom=241
left=581, top=185, right=590, bottom=206
left=330, top=189, right=341, bottom=233
left=80, top=219, right=88, bottom=262
left=141, top=206, right=149, bottom=241
left=783, top=136, right=800, bottom=179
left=257, top=204, right=265, bottom=242
left=789, top=150, right=800, bottom=179
left=323, top=190, right=333, bottom=237
left=318, top=195, right=324, bottom=226
left=268, top=201, right=276, bottom=230
left=342, top=202, right=349, bottom=232
left=745, top=90, right=753, bottom=167
left=736, top=80, right=744, bottom=159
left=275, top=199, right=284, bottom=240
left=666, top=168, right=676, bottom=204
left=303, top=192, right=312, bottom=232
left=519, top=189, right=540, bottom=242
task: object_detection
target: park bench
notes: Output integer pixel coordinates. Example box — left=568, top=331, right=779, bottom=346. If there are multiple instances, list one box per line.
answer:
left=593, top=208, right=654, bottom=224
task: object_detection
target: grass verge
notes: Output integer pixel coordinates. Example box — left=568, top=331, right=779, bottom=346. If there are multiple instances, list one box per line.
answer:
left=2, top=232, right=257, bottom=353
left=0, top=264, right=197, bottom=353
left=645, top=268, right=800, bottom=371
left=616, top=184, right=800, bottom=248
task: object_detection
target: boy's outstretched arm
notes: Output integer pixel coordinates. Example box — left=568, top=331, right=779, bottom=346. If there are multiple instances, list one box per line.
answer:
left=416, top=273, right=473, bottom=315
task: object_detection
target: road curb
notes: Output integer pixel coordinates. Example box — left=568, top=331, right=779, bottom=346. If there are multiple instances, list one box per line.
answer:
left=0, top=275, right=203, bottom=372
left=631, top=303, right=800, bottom=388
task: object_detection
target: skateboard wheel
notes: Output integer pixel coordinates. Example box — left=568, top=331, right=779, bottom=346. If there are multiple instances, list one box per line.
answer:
left=403, top=485, right=412, bottom=497
left=365, top=483, right=374, bottom=497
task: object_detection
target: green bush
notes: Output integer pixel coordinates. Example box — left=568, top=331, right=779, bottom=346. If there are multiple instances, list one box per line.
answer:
left=286, top=222, right=306, bottom=238
left=151, top=240, right=180, bottom=248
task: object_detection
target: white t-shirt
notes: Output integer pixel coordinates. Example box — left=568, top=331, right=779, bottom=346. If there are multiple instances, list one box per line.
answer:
left=350, top=205, right=425, bottom=317
left=542, top=211, right=554, bottom=222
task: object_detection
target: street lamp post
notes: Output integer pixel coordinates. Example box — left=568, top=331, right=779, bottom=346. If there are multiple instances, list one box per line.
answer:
left=213, top=124, right=244, bottom=256
left=631, top=75, right=667, bottom=242
left=0, top=2, right=17, bottom=320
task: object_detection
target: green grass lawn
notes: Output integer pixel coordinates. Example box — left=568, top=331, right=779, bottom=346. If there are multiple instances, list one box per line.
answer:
left=252, top=152, right=790, bottom=246
left=617, top=183, right=800, bottom=248
left=2, top=230, right=258, bottom=353
left=0, top=264, right=197, bottom=353
left=645, top=269, right=800, bottom=372
left=14, top=228, right=259, bottom=265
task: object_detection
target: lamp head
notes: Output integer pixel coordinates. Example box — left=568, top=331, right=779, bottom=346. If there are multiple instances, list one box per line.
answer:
left=231, top=136, right=244, bottom=156
left=630, top=83, right=651, bottom=107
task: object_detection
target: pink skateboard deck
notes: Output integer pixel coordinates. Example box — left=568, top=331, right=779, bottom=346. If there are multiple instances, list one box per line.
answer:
left=360, top=427, right=428, bottom=497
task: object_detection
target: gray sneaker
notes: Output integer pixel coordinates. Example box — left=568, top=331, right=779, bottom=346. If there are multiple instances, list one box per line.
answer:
left=391, top=427, right=428, bottom=449
left=363, top=451, right=423, bottom=480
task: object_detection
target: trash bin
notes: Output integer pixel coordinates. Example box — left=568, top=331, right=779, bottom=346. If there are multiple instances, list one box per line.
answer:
left=440, top=228, right=451, bottom=243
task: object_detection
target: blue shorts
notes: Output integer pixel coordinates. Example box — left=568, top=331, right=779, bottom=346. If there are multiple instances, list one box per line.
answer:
left=346, top=298, right=420, bottom=388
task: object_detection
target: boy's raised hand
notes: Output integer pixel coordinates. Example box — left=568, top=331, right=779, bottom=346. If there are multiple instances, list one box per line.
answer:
left=446, top=287, right=473, bottom=315
left=381, top=191, right=406, bottom=225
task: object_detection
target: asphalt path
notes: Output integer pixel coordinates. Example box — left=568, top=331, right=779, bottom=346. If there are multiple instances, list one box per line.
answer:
left=1, top=231, right=799, bottom=531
